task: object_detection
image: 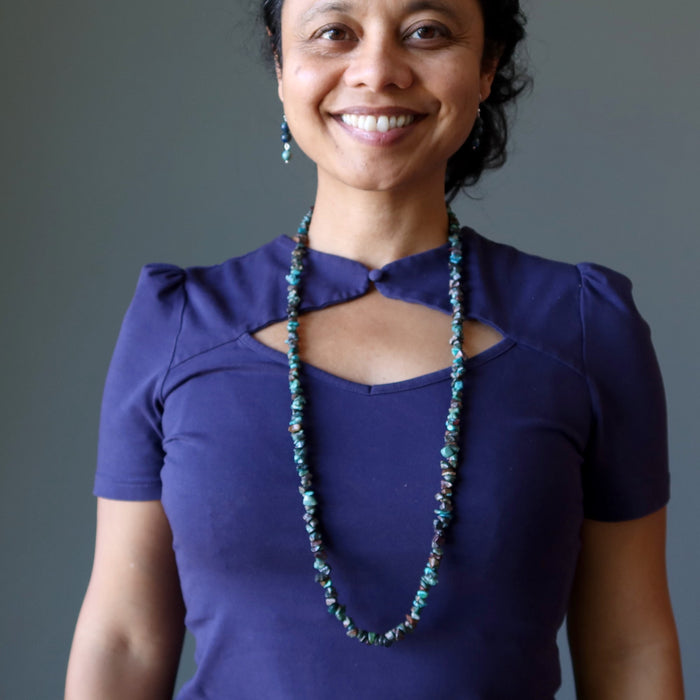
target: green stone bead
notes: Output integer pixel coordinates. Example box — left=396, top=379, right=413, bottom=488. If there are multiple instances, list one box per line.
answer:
left=440, top=445, right=457, bottom=459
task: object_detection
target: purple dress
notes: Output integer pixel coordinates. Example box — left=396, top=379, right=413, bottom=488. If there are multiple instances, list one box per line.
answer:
left=94, top=228, right=669, bottom=699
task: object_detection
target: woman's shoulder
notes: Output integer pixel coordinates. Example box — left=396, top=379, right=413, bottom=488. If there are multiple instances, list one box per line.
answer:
left=137, top=235, right=290, bottom=291
left=126, top=236, right=292, bottom=365
left=467, top=229, right=647, bottom=375
left=468, top=227, right=633, bottom=294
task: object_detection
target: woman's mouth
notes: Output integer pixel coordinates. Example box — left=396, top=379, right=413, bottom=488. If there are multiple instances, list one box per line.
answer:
left=340, top=114, right=417, bottom=134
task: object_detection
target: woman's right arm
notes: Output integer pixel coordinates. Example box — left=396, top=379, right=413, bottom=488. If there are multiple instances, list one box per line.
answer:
left=65, top=498, right=186, bottom=699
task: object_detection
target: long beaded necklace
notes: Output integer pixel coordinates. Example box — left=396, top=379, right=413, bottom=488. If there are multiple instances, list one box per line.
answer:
left=285, top=208, right=466, bottom=647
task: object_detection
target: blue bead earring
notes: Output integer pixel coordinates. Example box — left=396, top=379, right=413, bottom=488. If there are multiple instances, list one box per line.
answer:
left=281, top=115, right=292, bottom=164
left=470, top=108, right=483, bottom=152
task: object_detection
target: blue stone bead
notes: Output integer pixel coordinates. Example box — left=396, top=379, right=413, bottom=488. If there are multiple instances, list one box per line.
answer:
left=440, top=445, right=457, bottom=459
left=421, top=574, right=437, bottom=587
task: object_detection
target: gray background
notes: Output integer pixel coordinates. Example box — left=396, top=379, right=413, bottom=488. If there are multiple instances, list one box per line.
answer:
left=1, top=0, right=698, bottom=697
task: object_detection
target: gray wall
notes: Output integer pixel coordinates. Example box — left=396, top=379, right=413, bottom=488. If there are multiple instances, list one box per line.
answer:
left=1, top=1, right=698, bottom=697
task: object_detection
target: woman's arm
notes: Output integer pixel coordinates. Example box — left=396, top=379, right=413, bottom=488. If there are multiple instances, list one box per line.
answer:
left=65, top=498, right=186, bottom=700
left=567, top=507, right=683, bottom=699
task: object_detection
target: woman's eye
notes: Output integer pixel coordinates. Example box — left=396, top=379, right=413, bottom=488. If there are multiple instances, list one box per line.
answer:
left=318, top=26, right=350, bottom=41
left=407, top=24, right=447, bottom=41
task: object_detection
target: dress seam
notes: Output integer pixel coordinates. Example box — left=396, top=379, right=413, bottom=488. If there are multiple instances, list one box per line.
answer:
left=510, top=337, right=586, bottom=380
left=167, top=330, right=250, bottom=373
left=159, top=274, right=189, bottom=403
left=576, top=264, right=597, bottom=456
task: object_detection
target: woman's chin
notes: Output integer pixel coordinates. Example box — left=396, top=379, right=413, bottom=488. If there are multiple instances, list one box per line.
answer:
left=316, top=163, right=435, bottom=197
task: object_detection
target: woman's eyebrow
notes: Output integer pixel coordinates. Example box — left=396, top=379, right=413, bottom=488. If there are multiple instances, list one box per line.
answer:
left=299, top=0, right=461, bottom=25
left=403, top=0, right=460, bottom=22
left=299, top=1, right=353, bottom=25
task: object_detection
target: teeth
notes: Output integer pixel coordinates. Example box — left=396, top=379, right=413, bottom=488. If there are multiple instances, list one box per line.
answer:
left=341, top=113, right=415, bottom=133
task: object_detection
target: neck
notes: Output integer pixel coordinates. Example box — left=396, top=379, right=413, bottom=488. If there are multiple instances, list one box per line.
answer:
left=306, top=178, right=451, bottom=269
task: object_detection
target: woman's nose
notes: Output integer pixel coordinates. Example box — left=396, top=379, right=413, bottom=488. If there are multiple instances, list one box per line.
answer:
left=343, top=36, right=413, bottom=92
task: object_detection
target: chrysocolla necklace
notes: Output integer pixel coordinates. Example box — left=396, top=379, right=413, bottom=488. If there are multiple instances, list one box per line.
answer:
left=285, top=208, right=466, bottom=647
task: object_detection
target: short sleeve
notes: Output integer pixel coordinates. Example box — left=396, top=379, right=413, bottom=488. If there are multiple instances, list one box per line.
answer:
left=93, top=263, right=185, bottom=500
left=578, top=263, right=669, bottom=521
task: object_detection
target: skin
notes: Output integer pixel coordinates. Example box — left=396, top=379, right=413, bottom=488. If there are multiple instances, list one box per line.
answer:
left=66, top=500, right=185, bottom=699
left=66, top=0, right=684, bottom=695
left=568, top=509, right=684, bottom=698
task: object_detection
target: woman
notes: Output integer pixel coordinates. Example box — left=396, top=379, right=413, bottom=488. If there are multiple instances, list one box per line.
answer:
left=66, top=0, right=684, bottom=697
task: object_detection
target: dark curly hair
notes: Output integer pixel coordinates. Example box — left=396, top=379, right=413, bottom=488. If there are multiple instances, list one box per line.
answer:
left=261, top=0, right=530, bottom=201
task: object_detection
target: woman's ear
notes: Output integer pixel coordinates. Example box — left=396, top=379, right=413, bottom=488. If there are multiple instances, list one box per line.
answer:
left=276, top=61, right=284, bottom=102
left=479, top=44, right=502, bottom=101
left=266, top=28, right=282, bottom=77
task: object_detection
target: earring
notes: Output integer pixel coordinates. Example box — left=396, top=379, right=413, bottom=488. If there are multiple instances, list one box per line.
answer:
left=281, top=115, right=292, bottom=164
left=471, top=108, right=483, bottom=152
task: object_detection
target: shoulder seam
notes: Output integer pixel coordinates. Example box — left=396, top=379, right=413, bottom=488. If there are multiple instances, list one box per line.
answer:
left=576, top=264, right=590, bottom=385
left=159, top=273, right=188, bottom=403
left=577, top=264, right=596, bottom=444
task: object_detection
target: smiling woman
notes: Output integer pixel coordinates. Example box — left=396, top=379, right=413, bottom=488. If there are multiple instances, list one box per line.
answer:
left=65, top=1, right=683, bottom=698
left=265, top=0, right=528, bottom=198
left=277, top=0, right=491, bottom=200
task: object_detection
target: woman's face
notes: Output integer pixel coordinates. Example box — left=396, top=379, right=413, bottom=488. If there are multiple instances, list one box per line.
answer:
left=276, top=0, right=496, bottom=195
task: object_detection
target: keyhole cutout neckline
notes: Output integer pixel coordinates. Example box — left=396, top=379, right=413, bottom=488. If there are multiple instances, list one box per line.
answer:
left=250, top=230, right=509, bottom=391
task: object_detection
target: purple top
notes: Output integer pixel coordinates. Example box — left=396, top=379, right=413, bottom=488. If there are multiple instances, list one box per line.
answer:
left=94, top=228, right=669, bottom=699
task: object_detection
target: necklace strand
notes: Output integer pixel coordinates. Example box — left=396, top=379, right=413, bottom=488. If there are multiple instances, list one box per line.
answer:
left=285, top=209, right=466, bottom=647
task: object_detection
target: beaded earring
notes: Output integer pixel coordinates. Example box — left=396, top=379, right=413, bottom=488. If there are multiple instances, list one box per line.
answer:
left=281, top=115, right=292, bottom=164
left=470, top=108, right=483, bottom=152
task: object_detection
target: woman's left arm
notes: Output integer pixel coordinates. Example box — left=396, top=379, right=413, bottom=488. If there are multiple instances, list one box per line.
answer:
left=567, top=507, right=684, bottom=699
